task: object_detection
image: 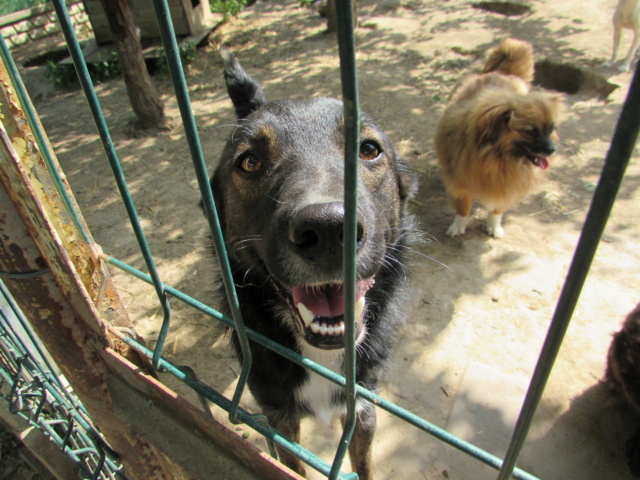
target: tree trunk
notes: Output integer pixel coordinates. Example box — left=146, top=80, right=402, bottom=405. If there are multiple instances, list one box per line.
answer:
left=98, top=0, right=168, bottom=134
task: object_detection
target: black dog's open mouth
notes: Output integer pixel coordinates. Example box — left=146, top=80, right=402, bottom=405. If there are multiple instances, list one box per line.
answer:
left=285, top=278, right=375, bottom=350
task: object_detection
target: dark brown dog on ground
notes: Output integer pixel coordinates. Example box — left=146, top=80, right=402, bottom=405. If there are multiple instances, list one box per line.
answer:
left=435, top=38, right=563, bottom=238
left=606, top=302, right=640, bottom=476
left=206, top=49, right=418, bottom=479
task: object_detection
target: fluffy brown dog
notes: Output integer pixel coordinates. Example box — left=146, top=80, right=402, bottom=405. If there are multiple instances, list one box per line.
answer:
left=435, top=38, right=563, bottom=238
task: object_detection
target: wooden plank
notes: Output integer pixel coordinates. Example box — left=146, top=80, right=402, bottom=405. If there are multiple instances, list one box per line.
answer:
left=102, top=348, right=303, bottom=480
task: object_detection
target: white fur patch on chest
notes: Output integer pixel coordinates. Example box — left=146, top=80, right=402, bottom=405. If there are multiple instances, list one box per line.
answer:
left=295, top=343, right=344, bottom=425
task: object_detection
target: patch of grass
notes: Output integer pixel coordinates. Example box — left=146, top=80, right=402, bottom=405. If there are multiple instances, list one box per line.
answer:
left=45, top=51, right=122, bottom=89
left=0, top=0, right=47, bottom=16
left=210, top=0, right=247, bottom=20
left=154, top=41, right=197, bottom=75
left=45, top=44, right=199, bottom=89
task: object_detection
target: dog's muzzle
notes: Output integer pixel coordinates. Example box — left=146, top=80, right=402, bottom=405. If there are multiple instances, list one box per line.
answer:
left=279, top=201, right=373, bottom=349
left=521, top=139, right=555, bottom=170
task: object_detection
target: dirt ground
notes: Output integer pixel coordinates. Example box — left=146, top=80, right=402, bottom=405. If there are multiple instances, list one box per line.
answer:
left=8, top=0, right=640, bottom=478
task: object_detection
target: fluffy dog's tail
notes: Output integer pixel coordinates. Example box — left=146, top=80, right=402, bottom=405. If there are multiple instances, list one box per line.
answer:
left=220, top=48, right=267, bottom=119
left=482, top=38, right=535, bottom=84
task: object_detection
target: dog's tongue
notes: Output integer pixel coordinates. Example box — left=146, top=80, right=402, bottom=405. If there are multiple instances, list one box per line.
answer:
left=291, top=281, right=369, bottom=318
left=537, top=156, right=550, bottom=170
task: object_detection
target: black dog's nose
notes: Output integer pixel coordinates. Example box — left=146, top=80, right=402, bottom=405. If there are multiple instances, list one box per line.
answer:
left=541, top=138, right=556, bottom=156
left=288, top=202, right=365, bottom=258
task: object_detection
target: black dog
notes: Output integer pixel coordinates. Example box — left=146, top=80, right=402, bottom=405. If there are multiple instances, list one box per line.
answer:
left=207, top=50, right=418, bottom=479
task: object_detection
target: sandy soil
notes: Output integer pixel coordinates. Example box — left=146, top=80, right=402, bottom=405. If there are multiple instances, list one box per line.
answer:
left=10, top=0, right=640, bottom=478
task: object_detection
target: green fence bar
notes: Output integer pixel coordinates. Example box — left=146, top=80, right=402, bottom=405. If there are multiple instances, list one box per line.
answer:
left=108, top=325, right=358, bottom=480
left=331, top=0, right=360, bottom=477
left=149, top=0, right=254, bottom=424
left=105, top=255, right=539, bottom=480
left=497, top=61, right=640, bottom=480
left=50, top=0, right=172, bottom=372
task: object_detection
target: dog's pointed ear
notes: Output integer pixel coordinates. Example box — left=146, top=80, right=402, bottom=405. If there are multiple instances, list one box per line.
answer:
left=220, top=48, right=267, bottom=119
left=474, top=99, right=513, bottom=145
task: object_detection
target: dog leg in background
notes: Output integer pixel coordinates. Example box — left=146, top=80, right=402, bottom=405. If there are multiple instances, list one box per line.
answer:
left=267, top=413, right=307, bottom=477
left=341, top=405, right=376, bottom=480
left=603, top=0, right=640, bottom=71
left=486, top=210, right=505, bottom=239
left=446, top=193, right=472, bottom=237
left=621, top=30, right=640, bottom=71
left=603, top=21, right=623, bottom=67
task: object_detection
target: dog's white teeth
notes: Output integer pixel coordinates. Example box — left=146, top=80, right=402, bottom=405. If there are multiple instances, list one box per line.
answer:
left=297, top=302, right=315, bottom=326
left=308, top=321, right=346, bottom=336
left=355, top=296, right=366, bottom=321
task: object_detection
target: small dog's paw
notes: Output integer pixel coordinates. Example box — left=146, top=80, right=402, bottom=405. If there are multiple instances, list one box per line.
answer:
left=619, top=62, right=632, bottom=72
left=486, top=225, right=505, bottom=239
left=446, top=216, right=468, bottom=237
left=486, top=213, right=504, bottom=239
left=446, top=225, right=466, bottom=237
left=601, top=59, right=614, bottom=68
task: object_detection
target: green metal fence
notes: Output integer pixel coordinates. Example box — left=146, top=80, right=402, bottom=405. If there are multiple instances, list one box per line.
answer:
left=1, top=0, right=639, bottom=479
left=0, top=279, right=124, bottom=479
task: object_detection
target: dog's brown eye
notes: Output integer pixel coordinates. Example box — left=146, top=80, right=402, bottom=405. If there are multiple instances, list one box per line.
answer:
left=360, top=141, right=381, bottom=161
left=238, top=154, right=262, bottom=173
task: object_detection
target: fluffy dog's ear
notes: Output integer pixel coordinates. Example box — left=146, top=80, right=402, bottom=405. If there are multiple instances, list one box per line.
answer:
left=546, top=93, right=565, bottom=119
left=474, top=98, right=513, bottom=145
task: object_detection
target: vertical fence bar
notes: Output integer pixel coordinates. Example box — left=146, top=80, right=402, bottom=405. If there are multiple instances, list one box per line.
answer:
left=150, top=0, right=254, bottom=424
left=497, top=62, right=640, bottom=479
left=330, top=0, right=360, bottom=478
left=50, top=0, right=172, bottom=370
